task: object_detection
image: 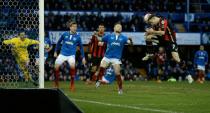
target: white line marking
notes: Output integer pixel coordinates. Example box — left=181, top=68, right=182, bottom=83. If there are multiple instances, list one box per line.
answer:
left=72, top=98, right=182, bottom=113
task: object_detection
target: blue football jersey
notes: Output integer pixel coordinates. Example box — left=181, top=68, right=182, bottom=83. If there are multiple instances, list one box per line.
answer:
left=194, top=50, right=208, bottom=66
left=55, top=32, right=84, bottom=58
left=102, top=33, right=128, bottom=59
left=44, top=37, right=51, bottom=58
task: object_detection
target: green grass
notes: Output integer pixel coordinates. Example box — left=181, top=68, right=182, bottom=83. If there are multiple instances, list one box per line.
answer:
left=45, top=81, right=210, bottom=113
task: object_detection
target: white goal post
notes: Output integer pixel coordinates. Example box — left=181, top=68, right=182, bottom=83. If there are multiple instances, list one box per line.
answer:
left=39, top=0, right=44, bottom=88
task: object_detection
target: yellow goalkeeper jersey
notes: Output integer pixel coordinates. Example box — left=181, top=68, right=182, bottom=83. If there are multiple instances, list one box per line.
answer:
left=3, top=37, right=39, bottom=62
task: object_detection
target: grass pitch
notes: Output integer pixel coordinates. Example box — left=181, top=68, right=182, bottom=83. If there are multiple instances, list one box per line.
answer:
left=45, top=81, right=210, bottom=113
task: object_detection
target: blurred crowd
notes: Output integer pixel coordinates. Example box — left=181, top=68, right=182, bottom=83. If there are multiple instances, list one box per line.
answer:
left=189, top=16, right=210, bottom=32
left=44, top=11, right=210, bottom=33
left=45, top=12, right=146, bottom=32
left=45, top=0, right=186, bottom=12
left=44, top=0, right=210, bottom=32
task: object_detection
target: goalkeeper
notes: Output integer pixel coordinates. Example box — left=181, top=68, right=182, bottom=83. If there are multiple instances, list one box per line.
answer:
left=3, top=32, right=39, bottom=86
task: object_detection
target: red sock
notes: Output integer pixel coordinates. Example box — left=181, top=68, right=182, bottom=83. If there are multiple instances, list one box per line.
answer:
left=55, top=69, right=59, bottom=87
left=98, top=67, right=105, bottom=80
left=91, top=73, right=97, bottom=81
left=201, top=72, right=205, bottom=81
left=70, top=69, right=76, bottom=89
left=116, top=75, right=122, bottom=90
left=198, top=71, right=202, bottom=81
left=70, top=76, right=75, bottom=88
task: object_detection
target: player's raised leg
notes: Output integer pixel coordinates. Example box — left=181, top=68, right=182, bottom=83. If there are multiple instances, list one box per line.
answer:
left=95, top=57, right=109, bottom=88
left=171, top=52, right=180, bottom=63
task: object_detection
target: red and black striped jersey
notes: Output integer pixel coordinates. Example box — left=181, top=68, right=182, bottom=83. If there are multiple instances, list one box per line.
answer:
left=88, top=33, right=106, bottom=58
left=153, top=18, right=176, bottom=43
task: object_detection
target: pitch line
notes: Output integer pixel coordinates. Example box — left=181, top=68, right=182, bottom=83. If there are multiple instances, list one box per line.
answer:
left=72, top=98, right=182, bottom=113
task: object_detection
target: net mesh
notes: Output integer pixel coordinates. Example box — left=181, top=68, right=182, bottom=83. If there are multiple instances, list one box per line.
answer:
left=0, top=0, right=39, bottom=88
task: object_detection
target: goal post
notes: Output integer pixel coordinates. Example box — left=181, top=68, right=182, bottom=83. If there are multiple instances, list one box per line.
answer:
left=39, top=0, right=45, bottom=88
left=0, top=0, right=45, bottom=88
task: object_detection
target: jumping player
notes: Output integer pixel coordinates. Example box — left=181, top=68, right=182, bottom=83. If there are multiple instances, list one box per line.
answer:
left=54, top=21, right=86, bottom=91
left=143, top=13, right=181, bottom=63
left=95, top=23, right=133, bottom=94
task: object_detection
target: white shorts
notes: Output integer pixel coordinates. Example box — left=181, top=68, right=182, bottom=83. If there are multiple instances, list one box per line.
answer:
left=55, top=54, right=75, bottom=65
left=197, top=65, right=205, bottom=71
left=102, top=76, right=109, bottom=84
left=101, top=57, right=122, bottom=65
left=44, top=57, right=47, bottom=61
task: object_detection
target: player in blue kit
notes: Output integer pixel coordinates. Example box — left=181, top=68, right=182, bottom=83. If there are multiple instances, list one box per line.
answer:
left=100, top=66, right=116, bottom=84
left=54, top=21, right=86, bottom=91
left=194, top=45, right=208, bottom=84
left=96, top=23, right=133, bottom=94
left=35, top=33, right=52, bottom=63
left=44, top=36, right=52, bottom=61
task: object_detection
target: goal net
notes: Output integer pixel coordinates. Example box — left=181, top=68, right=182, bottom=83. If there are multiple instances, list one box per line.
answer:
left=0, top=0, right=44, bottom=88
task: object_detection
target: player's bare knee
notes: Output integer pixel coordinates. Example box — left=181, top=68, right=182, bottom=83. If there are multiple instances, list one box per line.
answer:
left=175, top=58, right=181, bottom=63
left=54, top=64, right=60, bottom=70
left=91, top=66, right=97, bottom=72
left=70, top=65, right=76, bottom=69
left=100, top=61, right=108, bottom=68
left=172, top=52, right=180, bottom=63
left=173, top=55, right=180, bottom=63
left=115, top=71, right=121, bottom=76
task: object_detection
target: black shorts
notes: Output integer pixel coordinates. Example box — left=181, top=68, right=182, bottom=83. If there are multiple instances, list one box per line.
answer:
left=157, top=64, right=164, bottom=70
left=166, top=42, right=178, bottom=52
left=159, top=41, right=178, bottom=53
left=91, top=57, right=102, bottom=67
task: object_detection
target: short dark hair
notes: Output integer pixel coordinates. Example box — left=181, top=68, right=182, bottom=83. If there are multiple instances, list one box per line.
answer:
left=114, top=22, right=121, bottom=26
left=98, top=23, right=105, bottom=27
left=69, top=21, right=77, bottom=27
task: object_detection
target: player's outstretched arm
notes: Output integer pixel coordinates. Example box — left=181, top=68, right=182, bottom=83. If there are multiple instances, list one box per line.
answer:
left=46, top=45, right=53, bottom=52
left=146, top=28, right=165, bottom=36
left=98, top=34, right=109, bottom=46
left=29, top=39, right=39, bottom=45
left=3, top=38, right=15, bottom=45
left=144, top=34, right=159, bottom=44
left=127, top=37, right=133, bottom=45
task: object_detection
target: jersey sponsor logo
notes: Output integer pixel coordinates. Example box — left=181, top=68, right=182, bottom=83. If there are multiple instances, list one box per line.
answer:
left=65, top=36, right=69, bottom=39
left=111, top=42, right=120, bottom=46
left=65, top=41, right=73, bottom=45
left=198, top=56, right=205, bottom=59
